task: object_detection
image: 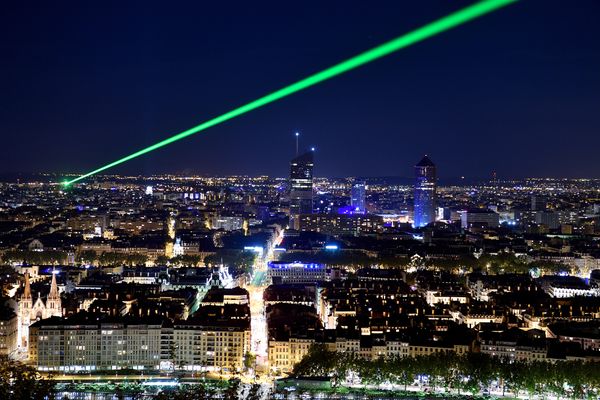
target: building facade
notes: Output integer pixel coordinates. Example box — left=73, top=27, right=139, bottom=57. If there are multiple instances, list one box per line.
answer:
left=460, top=209, right=500, bottom=230
left=29, top=314, right=165, bottom=372
left=18, top=272, right=62, bottom=350
left=267, top=262, right=327, bottom=284
left=28, top=288, right=252, bottom=374
left=173, top=287, right=251, bottom=373
left=351, top=181, right=366, bottom=213
left=0, top=310, right=18, bottom=357
left=289, top=151, right=314, bottom=227
left=173, top=312, right=251, bottom=373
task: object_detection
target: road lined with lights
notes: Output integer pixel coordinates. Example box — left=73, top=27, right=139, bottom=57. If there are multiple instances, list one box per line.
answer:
left=247, top=229, right=284, bottom=375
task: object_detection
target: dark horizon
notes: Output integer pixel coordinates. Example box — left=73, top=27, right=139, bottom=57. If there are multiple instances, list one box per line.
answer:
left=2, top=0, right=600, bottom=179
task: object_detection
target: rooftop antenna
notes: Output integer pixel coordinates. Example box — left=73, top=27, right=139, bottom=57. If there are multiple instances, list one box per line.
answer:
left=295, top=132, right=300, bottom=156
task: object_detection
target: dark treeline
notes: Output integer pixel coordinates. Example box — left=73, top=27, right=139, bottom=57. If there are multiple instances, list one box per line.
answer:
left=276, top=250, right=570, bottom=275
left=1, top=249, right=67, bottom=265
left=292, top=345, right=600, bottom=399
left=0, top=356, right=55, bottom=400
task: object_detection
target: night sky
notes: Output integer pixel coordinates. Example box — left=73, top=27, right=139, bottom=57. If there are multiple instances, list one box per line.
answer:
left=2, top=0, right=599, bottom=179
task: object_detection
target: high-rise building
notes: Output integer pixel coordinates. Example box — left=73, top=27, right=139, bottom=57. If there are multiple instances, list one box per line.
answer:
left=413, top=156, right=437, bottom=228
left=535, top=211, right=560, bottom=230
left=351, top=181, right=366, bottom=213
left=531, top=195, right=547, bottom=211
left=461, top=209, right=500, bottom=230
left=289, top=151, right=314, bottom=227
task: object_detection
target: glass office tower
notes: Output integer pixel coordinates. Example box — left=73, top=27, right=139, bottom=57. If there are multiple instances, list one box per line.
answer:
left=413, top=156, right=437, bottom=228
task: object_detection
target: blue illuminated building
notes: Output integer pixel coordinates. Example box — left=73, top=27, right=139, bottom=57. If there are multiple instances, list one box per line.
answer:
left=413, top=155, right=437, bottom=228
left=350, top=181, right=366, bottom=213
left=338, top=205, right=359, bottom=215
left=268, top=262, right=323, bottom=269
left=267, top=261, right=326, bottom=284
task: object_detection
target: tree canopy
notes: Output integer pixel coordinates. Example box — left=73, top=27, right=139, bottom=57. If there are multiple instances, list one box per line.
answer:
left=2, top=249, right=67, bottom=265
left=0, top=356, right=55, bottom=400
left=292, top=345, right=600, bottom=398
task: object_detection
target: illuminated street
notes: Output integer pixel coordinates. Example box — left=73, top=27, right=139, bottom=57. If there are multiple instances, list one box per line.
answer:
left=248, top=230, right=284, bottom=373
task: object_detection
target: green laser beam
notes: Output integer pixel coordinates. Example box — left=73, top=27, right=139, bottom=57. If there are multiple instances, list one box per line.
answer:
left=64, top=0, right=516, bottom=185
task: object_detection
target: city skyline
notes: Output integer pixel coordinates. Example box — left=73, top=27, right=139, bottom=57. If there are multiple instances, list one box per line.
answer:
left=2, top=2, right=600, bottom=398
left=2, top=152, right=600, bottom=398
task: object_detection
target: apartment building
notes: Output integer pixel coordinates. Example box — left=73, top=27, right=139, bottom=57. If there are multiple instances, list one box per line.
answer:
left=0, top=309, right=18, bottom=357
left=173, top=304, right=251, bottom=373
left=29, top=313, right=166, bottom=372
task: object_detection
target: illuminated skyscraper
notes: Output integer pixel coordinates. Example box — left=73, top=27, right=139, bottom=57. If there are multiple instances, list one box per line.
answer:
left=413, top=155, right=437, bottom=228
left=351, top=181, right=366, bottom=213
left=289, top=151, right=314, bottom=226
